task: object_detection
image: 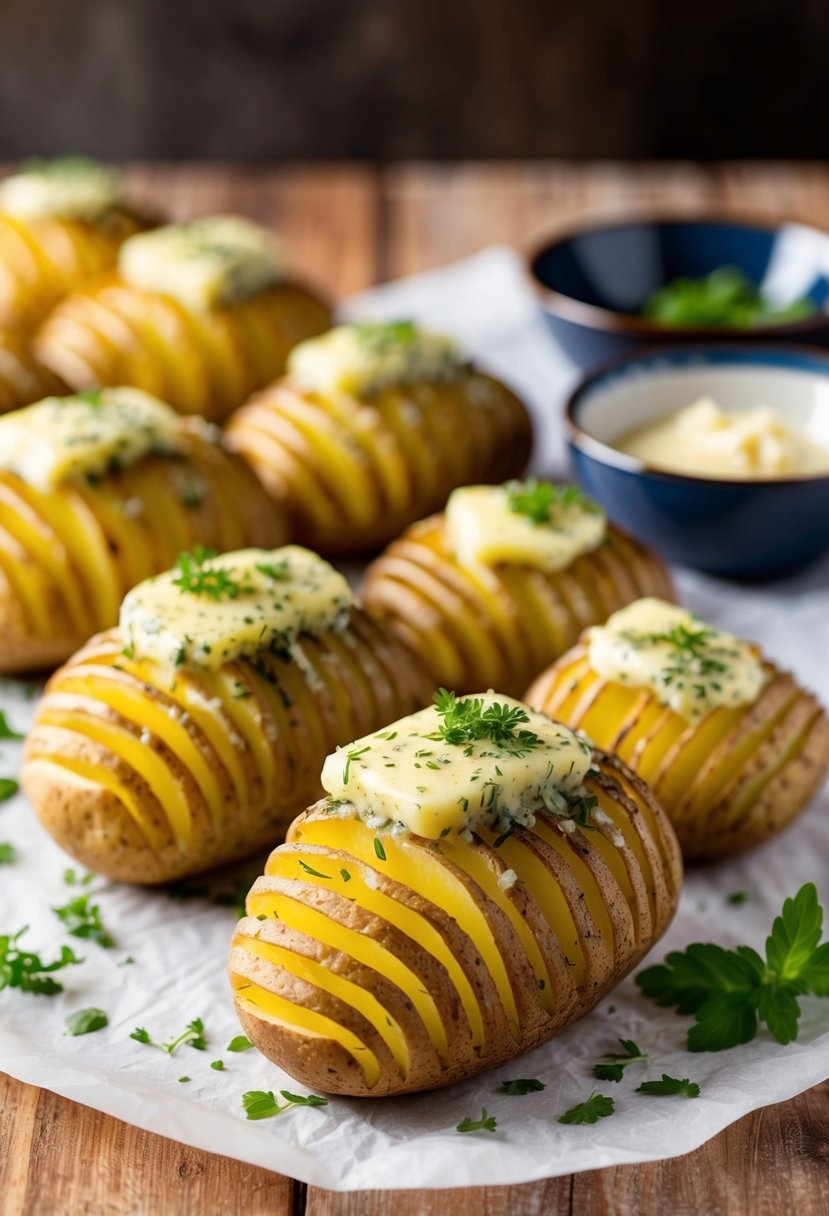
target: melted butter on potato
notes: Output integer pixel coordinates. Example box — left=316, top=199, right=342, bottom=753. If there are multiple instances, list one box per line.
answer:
left=118, top=216, right=283, bottom=311
left=587, top=597, right=766, bottom=721
left=0, top=389, right=206, bottom=491
left=0, top=156, right=120, bottom=222
left=321, top=691, right=593, bottom=840
left=445, top=480, right=606, bottom=572
left=120, top=546, right=352, bottom=671
left=287, top=321, right=465, bottom=399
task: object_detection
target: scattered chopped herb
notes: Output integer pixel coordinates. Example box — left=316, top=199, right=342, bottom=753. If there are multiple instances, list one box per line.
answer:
left=254, top=560, right=289, bottom=582
left=636, top=883, right=829, bottom=1051
left=456, top=1107, right=498, bottom=1133
left=558, top=1091, right=615, bottom=1125
left=636, top=1074, right=701, bottom=1098
left=502, top=1078, right=545, bottom=1095
left=0, top=926, right=83, bottom=994
left=63, top=869, right=95, bottom=888
left=227, top=1035, right=254, bottom=1053
left=119, top=956, right=136, bottom=967
left=242, top=1089, right=328, bottom=1120
left=373, top=837, right=387, bottom=862
left=178, top=1076, right=191, bottom=1083
left=339, top=868, right=352, bottom=883
left=52, top=895, right=114, bottom=947
left=594, top=1038, right=648, bottom=1083
left=0, top=843, right=15, bottom=864
left=130, top=1018, right=207, bottom=1055
left=298, top=860, right=331, bottom=879
left=428, top=689, right=542, bottom=757
left=0, top=710, right=23, bottom=740
left=342, top=745, right=369, bottom=785
left=65, top=1007, right=108, bottom=1036
left=172, top=547, right=240, bottom=600
left=505, top=478, right=599, bottom=526
left=0, top=778, right=19, bottom=802
left=726, top=891, right=749, bottom=906
left=211, top=1059, right=224, bottom=1071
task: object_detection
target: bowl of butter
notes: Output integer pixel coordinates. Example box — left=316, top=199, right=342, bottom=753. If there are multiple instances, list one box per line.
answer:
left=566, top=346, right=829, bottom=577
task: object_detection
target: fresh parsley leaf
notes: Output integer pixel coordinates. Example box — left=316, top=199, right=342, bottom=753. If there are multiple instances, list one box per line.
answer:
left=0, top=926, right=83, bottom=994
left=637, top=883, right=829, bottom=1050
left=502, top=1078, right=545, bottom=1095
left=456, top=1106, right=497, bottom=1133
left=242, top=1089, right=327, bottom=1120
left=63, top=868, right=95, bottom=888
left=428, top=689, right=542, bottom=757
left=594, top=1038, right=648, bottom=1082
left=636, top=1074, right=700, bottom=1098
left=130, top=1018, right=206, bottom=1055
left=0, top=778, right=18, bottom=802
left=52, top=895, right=114, bottom=947
left=0, top=842, right=16, bottom=864
left=254, top=560, right=289, bottom=582
left=505, top=479, right=599, bottom=527
left=227, top=1035, right=253, bottom=1052
left=211, top=1059, right=224, bottom=1070
left=558, top=1091, right=615, bottom=1125
left=178, top=1076, right=191, bottom=1083
left=65, top=1007, right=108, bottom=1036
left=0, top=710, right=23, bottom=740
left=172, top=547, right=240, bottom=600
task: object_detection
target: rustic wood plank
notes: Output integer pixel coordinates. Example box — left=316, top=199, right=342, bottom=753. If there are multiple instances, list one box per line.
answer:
left=304, top=1177, right=572, bottom=1215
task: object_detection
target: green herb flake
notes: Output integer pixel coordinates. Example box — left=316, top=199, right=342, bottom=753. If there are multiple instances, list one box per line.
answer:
left=0, top=710, right=23, bottom=741
left=0, top=842, right=16, bottom=864
left=0, top=926, right=83, bottom=995
left=558, top=1091, right=615, bottom=1125
left=502, top=1078, right=545, bottom=1095
left=242, top=1089, right=328, bottom=1120
left=65, top=1007, right=108, bottom=1036
left=0, top=778, right=19, bottom=802
left=594, top=1038, right=648, bottom=1083
left=227, top=1035, right=254, bottom=1053
left=373, top=837, right=387, bottom=862
left=456, top=1106, right=498, bottom=1133
left=52, top=894, right=114, bottom=947
left=636, top=1074, right=701, bottom=1098
left=211, top=1059, right=224, bottom=1071
left=130, top=1018, right=206, bottom=1055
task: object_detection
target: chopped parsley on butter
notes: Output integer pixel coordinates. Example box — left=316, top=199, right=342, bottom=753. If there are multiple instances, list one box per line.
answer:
left=587, top=598, right=767, bottom=721
left=120, top=546, right=353, bottom=671
left=321, top=690, right=595, bottom=840
left=0, top=156, right=120, bottom=222
left=118, top=216, right=283, bottom=311
left=287, top=321, right=465, bottom=398
left=0, top=389, right=204, bottom=491
left=445, top=480, right=606, bottom=572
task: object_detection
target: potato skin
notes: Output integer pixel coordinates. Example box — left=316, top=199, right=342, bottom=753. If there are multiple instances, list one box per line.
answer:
left=362, top=514, right=674, bottom=697
left=22, top=611, right=433, bottom=883
left=527, top=641, right=829, bottom=859
left=223, top=371, right=533, bottom=555
left=229, top=752, right=682, bottom=1097
left=0, top=424, right=286, bottom=675
left=0, top=208, right=147, bottom=331
left=34, top=278, right=331, bottom=423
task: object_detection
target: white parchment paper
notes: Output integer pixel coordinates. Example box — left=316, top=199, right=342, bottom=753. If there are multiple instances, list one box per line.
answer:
left=1, top=249, right=828, bottom=1190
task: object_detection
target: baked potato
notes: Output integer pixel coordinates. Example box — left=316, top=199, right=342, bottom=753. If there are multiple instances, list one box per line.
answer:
left=34, top=217, right=331, bottom=422
left=0, top=391, right=286, bottom=673
left=229, top=693, right=682, bottom=1097
left=0, top=328, right=66, bottom=413
left=0, top=157, right=149, bottom=331
left=527, top=598, right=829, bottom=859
left=22, top=547, right=432, bottom=883
left=362, top=481, right=673, bottom=697
left=224, top=323, right=532, bottom=554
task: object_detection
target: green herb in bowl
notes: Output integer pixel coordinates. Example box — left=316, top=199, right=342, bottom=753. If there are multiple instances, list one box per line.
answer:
left=643, top=266, right=816, bottom=328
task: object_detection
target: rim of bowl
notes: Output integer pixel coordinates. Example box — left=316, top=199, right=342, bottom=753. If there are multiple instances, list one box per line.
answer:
left=529, top=211, right=829, bottom=340
left=565, top=342, right=829, bottom=490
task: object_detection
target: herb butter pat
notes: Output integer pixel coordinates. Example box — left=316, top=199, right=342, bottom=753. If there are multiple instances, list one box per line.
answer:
left=0, top=389, right=196, bottom=491
left=446, top=480, right=606, bottom=571
left=118, top=216, right=283, bottom=312
left=287, top=321, right=464, bottom=398
left=587, top=598, right=766, bottom=721
left=321, top=691, right=593, bottom=840
left=120, top=546, right=353, bottom=671
left=0, top=157, right=120, bottom=222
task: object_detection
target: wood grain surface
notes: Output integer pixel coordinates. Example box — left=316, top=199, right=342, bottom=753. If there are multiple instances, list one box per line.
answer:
left=2, top=161, right=829, bottom=1215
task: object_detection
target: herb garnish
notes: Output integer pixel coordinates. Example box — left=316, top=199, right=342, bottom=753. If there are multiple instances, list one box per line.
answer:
left=65, top=1007, right=108, bottom=1036
left=502, top=1078, right=545, bottom=1095
left=211, top=1059, right=224, bottom=1071
left=594, top=1038, right=648, bottom=1082
left=298, top=860, right=331, bottom=879
left=227, top=1035, right=253, bottom=1053
left=52, top=894, right=114, bottom=947
left=428, top=689, right=542, bottom=757
left=726, top=891, right=749, bottom=906
left=505, top=479, right=598, bottom=527
left=172, top=547, right=240, bottom=600
left=130, top=1018, right=207, bottom=1055
left=558, top=1091, right=616, bottom=1124
left=0, top=927, right=83, bottom=994
left=636, top=1074, right=701, bottom=1098
left=637, top=883, right=829, bottom=1050
left=242, top=1089, right=328, bottom=1120
left=0, top=710, right=23, bottom=740
left=0, top=778, right=18, bottom=801
left=0, top=842, right=15, bottom=864
left=456, top=1107, right=498, bottom=1133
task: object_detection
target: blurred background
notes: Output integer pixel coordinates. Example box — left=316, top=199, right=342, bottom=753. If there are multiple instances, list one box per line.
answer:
left=2, top=0, right=827, bottom=160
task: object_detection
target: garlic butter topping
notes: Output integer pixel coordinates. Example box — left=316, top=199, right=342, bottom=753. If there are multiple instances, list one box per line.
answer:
left=321, top=690, right=595, bottom=840
left=445, top=480, right=606, bottom=572
left=0, top=389, right=201, bottom=491
left=0, top=157, right=120, bottom=222
left=120, top=546, right=353, bottom=671
left=287, top=321, right=465, bottom=399
left=587, top=598, right=766, bottom=721
left=118, top=216, right=283, bottom=312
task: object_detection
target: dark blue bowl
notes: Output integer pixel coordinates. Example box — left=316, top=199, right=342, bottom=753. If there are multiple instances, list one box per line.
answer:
left=531, top=216, right=829, bottom=369
left=566, top=346, right=829, bottom=578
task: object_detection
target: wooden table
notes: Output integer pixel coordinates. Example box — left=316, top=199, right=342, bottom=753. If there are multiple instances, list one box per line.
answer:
left=3, top=161, right=829, bottom=1215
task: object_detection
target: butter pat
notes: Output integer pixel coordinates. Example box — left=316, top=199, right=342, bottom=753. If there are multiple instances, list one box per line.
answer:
left=118, top=216, right=282, bottom=311
left=120, top=546, right=353, bottom=671
left=587, top=597, right=766, bottom=721
left=321, top=692, right=593, bottom=840
left=616, top=397, right=829, bottom=480
left=445, top=482, right=606, bottom=572
left=288, top=321, right=464, bottom=398
left=0, top=389, right=195, bottom=491
left=0, top=157, right=120, bottom=222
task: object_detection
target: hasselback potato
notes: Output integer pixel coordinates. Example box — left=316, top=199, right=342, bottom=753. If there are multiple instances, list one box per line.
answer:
left=34, top=217, right=330, bottom=422
left=23, top=548, right=432, bottom=883
left=0, top=157, right=148, bottom=331
left=362, top=481, right=673, bottom=696
left=229, top=694, right=682, bottom=1097
left=527, top=598, right=829, bottom=859
left=224, top=323, right=532, bottom=554
left=0, top=391, right=285, bottom=672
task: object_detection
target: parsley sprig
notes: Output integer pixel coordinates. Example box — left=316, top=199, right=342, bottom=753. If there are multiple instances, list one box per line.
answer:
left=502, top=1078, right=545, bottom=1095
left=242, top=1089, right=328, bottom=1120
left=172, top=547, right=240, bottom=600
left=52, top=894, right=114, bottom=947
left=130, top=1018, right=207, bottom=1055
left=637, top=883, right=829, bottom=1050
left=428, top=689, right=542, bottom=756
left=594, top=1038, right=648, bottom=1082
left=636, top=1074, right=700, bottom=1098
left=456, top=1107, right=498, bottom=1133
left=505, top=479, right=599, bottom=527
left=0, top=926, right=83, bottom=994
left=558, top=1091, right=615, bottom=1124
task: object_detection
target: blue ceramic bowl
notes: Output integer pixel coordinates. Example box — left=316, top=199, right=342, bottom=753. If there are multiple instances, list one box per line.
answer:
left=531, top=216, right=829, bottom=369
left=566, top=346, right=829, bottom=578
